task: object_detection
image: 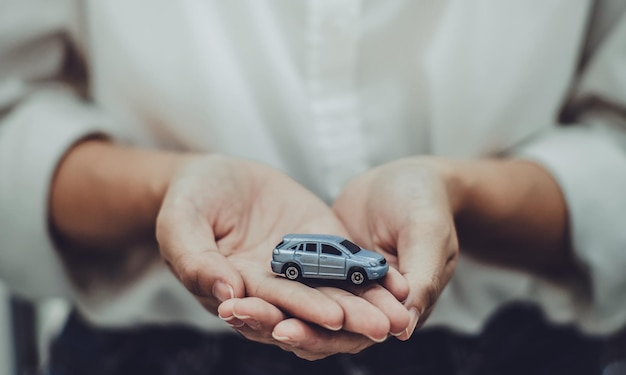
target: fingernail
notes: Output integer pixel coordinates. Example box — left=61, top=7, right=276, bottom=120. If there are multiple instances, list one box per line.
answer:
left=405, top=308, right=419, bottom=339
left=220, top=317, right=245, bottom=329
left=213, top=281, right=235, bottom=302
left=390, top=330, right=405, bottom=337
left=218, top=312, right=234, bottom=321
left=272, top=332, right=299, bottom=347
left=366, top=334, right=388, bottom=343
left=322, top=323, right=343, bottom=331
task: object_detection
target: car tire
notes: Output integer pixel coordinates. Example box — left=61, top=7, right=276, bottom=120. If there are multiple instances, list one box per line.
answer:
left=349, top=268, right=367, bottom=286
left=283, top=263, right=301, bottom=281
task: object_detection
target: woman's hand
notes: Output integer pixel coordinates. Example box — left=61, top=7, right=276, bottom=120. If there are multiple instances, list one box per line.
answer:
left=51, top=140, right=568, bottom=359
left=332, top=156, right=571, bottom=337
left=51, top=141, right=410, bottom=360
left=156, top=155, right=410, bottom=360
left=333, top=158, right=460, bottom=338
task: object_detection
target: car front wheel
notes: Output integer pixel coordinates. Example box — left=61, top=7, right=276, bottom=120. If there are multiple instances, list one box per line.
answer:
left=349, top=268, right=367, bottom=285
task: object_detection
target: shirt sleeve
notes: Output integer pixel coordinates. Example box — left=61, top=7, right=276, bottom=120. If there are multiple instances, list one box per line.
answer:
left=515, top=11, right=626, bottom=333
left=0, top=1, right=116, bottom=299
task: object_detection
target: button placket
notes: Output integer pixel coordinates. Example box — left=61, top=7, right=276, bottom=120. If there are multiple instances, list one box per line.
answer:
left=307, top=0, right=367, bottom=198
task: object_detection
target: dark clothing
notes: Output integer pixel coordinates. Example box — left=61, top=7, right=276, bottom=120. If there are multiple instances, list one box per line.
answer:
left=47, top=303, right=616, bottom=375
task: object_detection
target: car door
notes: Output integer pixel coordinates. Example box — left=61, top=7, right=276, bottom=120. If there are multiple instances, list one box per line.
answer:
left=318, top=243, right=347, bottom=278
left=295, top=243, right=319, bottom=275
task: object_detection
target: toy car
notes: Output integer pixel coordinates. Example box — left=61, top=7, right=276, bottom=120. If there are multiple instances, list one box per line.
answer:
left=270, top=234, right=389, bottom=285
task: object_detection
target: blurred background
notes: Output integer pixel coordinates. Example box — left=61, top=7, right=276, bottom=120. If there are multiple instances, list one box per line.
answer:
left=0, top=281, right=69, bottom=375
left=0, top=283, right=13, bottom=375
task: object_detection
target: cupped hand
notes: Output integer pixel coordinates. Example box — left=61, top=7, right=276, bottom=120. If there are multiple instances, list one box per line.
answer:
left=333, top=157, right=461, bottom=340
left=156, top=155, right=410, bottom=359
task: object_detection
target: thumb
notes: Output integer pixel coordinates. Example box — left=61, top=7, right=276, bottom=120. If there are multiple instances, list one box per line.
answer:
left=156, top=197, right=245, bottom=314
left=395, top=213, right=458, bottom=341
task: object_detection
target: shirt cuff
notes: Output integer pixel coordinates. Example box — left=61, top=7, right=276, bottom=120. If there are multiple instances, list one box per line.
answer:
left=516, top=121, right=626, bottom=333
left=0, top=87, right=117, bottom=299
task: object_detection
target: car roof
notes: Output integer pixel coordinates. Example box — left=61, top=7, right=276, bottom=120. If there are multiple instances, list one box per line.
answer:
left=282, top=233, right=346, bottom=243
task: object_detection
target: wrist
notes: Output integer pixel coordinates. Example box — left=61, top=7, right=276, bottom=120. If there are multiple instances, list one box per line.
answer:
left=50, top=139, right=192, bottom=249
left=447, top=157, right=571, bottom=269
left=136, top=148, right=195, bottom=232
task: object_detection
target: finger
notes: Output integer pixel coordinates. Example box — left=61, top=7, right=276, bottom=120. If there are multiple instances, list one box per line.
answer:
left=272, top=318, right=374, bottom=360
left=219, top=297, right=373, bottom=361
left=218, top=297, right=287, bottom=345
left=238, top=262, right=345, bottom=331
left=156, top=190, right=245, bottom=308
left=396, top=210, right=458, bottom=340
left=344, top=281, right=411, bottom=336
left=317, top=286, right=390, bottom=342
left=237, top=277, right=406, bottom=343
left=379, top=266, right=410, bottom=304
left=217, top=299, right=245, bottom=328
left=219, top=297, right=284, bottom=332
left=395, top=307, right=420, bottom=341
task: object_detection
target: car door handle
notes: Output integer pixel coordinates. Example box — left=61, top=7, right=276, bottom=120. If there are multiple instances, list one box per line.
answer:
left=295, top=253, right=302, bottom=257
left=320, top=256, right=327, bottom=259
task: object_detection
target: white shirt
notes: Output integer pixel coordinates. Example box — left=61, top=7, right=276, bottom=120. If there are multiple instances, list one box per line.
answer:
left=1, top=0, right=626, bottom=334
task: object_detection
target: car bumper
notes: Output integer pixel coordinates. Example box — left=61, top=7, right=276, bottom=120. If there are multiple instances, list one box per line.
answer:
left=365, top=264, right=389, bottom=280
left=270, top=261, right=284, bottom=274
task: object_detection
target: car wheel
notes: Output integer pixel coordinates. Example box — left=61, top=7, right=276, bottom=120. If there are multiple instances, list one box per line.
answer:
left=349, top=268, right=367, bottom=286
left=283, top=263, right=301, bottom=281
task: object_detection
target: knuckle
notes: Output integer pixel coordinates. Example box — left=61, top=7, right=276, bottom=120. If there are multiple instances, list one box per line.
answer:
left=408, top=274, right=442, bottom=313
left=446, top=245, right=459, bottom=266
left=422, top=276, right=442, bottom=309
left=177, top=257, right=205, bottom=296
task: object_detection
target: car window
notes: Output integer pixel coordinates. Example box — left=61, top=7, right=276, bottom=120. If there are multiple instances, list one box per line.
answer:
left=321, top=244, right=342, bottom=256
left=305, top=243, right=317, bottom=252
left=340, top=240, right=361, bottom=254
left=290, top=243, right=303, bottom=251
left=275, top=240, right=285, bottom=249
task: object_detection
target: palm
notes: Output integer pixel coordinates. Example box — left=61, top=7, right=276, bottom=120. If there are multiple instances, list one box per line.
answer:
left=158, top=155, right=411, bottom=359
left=214, top=165, right=354, bottom=320
left=333, top=159, right=459, bottom=335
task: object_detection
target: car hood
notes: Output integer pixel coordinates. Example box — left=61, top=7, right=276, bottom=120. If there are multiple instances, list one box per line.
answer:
left=356, top=249, right=385, bottom=262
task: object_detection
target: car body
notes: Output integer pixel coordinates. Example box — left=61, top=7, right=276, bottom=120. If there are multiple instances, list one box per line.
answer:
left=270, top=234, right=389, bottom=285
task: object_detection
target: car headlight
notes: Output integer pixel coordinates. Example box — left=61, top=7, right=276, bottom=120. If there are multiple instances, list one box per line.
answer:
left=368, top=261, right=377, bottom=267
left=273, top=249, right=280, bottom=255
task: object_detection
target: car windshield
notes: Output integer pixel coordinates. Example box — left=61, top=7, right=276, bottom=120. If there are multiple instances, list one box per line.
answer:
left=340, top=240, right=361, bottom=254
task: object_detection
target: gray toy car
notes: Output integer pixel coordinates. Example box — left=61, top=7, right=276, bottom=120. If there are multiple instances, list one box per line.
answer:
left=270, top=234, right=389, bottom=285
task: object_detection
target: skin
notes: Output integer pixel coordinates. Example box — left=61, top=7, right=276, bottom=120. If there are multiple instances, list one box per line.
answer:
left=220, top=156, right=572, bottom=353
left=50, top=139, right=410, bottom=360
left=50, top=140, right=571, bottom=360
left=333, top=157, right=572, bottom=331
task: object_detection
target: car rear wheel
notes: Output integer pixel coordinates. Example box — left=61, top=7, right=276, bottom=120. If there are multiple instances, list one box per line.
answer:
left=283, top=263, right=301, bottom=281
left=349, top=268, right=367, bottom=285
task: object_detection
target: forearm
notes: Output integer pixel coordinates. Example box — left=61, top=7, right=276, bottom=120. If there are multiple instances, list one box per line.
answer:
left=445, top=158, right=571, bottom=271
left=50, top=139, right=188, bottom=250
